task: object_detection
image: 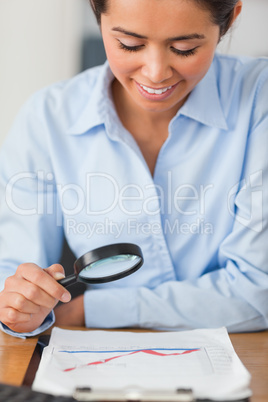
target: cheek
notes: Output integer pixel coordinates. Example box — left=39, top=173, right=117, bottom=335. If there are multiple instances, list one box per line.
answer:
left=108, top=56, right=139, bottom=83
left=105, top=48, right=135, bottom=77
left=177, top=49, right=216, bottom=81
left=103, top=37, right=140, bottom=78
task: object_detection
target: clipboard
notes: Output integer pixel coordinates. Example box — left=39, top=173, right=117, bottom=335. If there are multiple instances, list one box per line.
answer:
left=73, top=386, right=250, bottom=402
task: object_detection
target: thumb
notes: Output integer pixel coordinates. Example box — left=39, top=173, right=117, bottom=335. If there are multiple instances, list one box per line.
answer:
left=44, top=264, right=66, bottom=280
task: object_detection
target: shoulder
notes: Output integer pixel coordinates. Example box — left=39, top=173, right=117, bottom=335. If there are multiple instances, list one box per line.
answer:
left=0, top=63, right=109, bottom=171
left=214, top=53, right=268, bottom=76
left=3, top=62, right=111, bottom=149
left=214, top=53, right=268, bottom=93
left=213, top=54, right=268, bottom=123
left=25, top=63, right=107, bottom=121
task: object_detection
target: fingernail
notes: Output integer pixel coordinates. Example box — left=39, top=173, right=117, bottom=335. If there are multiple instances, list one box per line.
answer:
left=61, top=292, right=71, bottom=302
left=54, top=272, right=65, bottom=280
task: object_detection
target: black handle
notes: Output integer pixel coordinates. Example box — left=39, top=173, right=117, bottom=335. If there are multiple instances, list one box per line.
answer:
left=58, top=274, right=77, bottom=288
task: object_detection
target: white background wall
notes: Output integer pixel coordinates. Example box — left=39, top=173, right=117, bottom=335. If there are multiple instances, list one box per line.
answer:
left=0, top=0, right=268, bottom=147
left=0, top=0, right=85, bottom=147
left=218, top=0, right=268, bottom=57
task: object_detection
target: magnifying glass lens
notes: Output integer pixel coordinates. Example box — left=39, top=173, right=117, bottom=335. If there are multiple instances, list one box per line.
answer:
left=58, top=243, right=143, bottom=287
left=79, top=254, right=141, bottom=280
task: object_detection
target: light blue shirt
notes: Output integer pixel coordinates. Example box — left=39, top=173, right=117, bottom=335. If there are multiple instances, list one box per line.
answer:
left=0, top=54, right=268, bottom=338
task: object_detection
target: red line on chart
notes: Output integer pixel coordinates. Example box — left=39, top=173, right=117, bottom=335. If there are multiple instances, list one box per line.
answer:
left=63, top=348, right=200, bottom=372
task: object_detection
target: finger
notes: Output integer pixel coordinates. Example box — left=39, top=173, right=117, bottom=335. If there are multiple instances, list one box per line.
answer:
left=16, top=263, right=71, bottom=303
left=44, top=264, right=72, bottom=301
left=10, top=276, right=60, bottom=310
left=44, top=264, right=66, bottom=280
left=4, top=274, right=57, bottom=310
left=1, top=307, right=31, bottom=325
left=4, top=292, right=41, bottom=314
left=4, top=267, right=68, bottom=305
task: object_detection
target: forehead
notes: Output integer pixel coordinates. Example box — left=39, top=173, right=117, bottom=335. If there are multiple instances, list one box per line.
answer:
left=102, top=0, right=214, bottom=36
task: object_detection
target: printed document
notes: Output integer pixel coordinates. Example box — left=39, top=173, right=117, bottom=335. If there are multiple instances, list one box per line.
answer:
left=32, top=327, right=251, bottom=400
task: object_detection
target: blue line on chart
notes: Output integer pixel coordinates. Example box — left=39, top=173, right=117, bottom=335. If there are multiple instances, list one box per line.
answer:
left=59, top=348, right=200, bottom=354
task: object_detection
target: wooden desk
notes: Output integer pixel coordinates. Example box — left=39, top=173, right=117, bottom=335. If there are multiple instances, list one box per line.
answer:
left=0, top=328, right=267, bottom=402
left=0, top=330, right=38, bottom=387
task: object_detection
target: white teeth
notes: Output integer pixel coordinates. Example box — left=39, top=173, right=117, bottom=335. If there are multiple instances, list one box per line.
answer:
left=140, top=84, right=172, bottom=95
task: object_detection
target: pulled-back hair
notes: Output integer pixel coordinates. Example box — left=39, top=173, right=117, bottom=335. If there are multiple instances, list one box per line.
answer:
left=89, top=0, right=239, bottom=36
left=194, top=0, right=239, bottom=35
left=89, top=0, right=108, bottom=25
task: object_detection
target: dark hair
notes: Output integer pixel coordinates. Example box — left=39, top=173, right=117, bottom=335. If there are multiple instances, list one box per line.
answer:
left=194, top=0, right=239, bottom=36
left=90, top=0, right=239, bottom=36
left=89, top=0, right=107, bottom=25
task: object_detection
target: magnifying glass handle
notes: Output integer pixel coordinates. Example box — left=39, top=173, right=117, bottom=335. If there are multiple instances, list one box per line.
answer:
left=58, top=274, right=77, bottom=288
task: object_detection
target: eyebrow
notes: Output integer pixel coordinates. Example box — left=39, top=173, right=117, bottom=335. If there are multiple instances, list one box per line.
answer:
left=112, top=27, right=205, bottom=41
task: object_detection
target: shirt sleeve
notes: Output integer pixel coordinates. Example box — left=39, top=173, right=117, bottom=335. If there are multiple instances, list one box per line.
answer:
left=0, top=311, right=55, bottom=339
left=83, top=67, right=268, bottom=333
left=0, top=92, right=64, bottom=338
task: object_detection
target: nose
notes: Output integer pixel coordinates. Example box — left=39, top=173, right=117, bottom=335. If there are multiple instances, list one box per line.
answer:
left=141, top=47, right=173, bottom=84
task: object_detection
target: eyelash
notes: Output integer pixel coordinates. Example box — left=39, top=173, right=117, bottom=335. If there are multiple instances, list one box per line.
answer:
left=117, top=40, right=198, bottom=57
left=118, top=41, right=144, bottom=52
left=171, top=47, right=198, bottom=57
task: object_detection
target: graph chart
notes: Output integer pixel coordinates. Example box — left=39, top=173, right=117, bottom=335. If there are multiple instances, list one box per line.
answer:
left=61, top=348, right=200, bottom=372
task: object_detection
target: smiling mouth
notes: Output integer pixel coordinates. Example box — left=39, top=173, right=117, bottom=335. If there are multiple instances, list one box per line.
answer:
left=138, top=83, right=173, bottom=95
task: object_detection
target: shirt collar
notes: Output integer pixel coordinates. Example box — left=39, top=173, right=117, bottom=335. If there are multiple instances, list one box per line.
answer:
left=67, top=61, right=114, bottom=135
left=67, top=55, right=228, bottom=136
left=178, top=57, right=228, bottom=130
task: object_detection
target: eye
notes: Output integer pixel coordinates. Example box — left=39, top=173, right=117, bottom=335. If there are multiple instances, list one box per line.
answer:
left=117, top=40, right=144, bottom=52
left=171, top=46, right=199, bottom=57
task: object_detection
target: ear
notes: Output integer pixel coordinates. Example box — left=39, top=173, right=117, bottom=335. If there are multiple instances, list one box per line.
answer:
left=230, top=1, right=243, bottom=27
left=219, top=1, right=243, bottom=38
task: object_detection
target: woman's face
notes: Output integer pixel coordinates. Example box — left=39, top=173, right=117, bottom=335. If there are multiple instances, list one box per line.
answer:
left=101, top=0, right=221, bottom=117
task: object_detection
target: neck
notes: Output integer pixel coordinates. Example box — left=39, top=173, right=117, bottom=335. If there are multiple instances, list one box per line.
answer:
left=112, top=79, right=175, bottom=176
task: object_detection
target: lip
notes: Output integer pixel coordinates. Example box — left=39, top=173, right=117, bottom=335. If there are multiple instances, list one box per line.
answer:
left=135, top=81, right=179, bottom=101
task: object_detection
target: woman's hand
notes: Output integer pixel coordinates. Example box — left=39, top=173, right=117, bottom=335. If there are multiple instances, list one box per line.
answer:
left=0, top=263, right=71, bottom=333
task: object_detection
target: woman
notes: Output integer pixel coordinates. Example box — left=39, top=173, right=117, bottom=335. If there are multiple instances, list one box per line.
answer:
left=0, top=0, right=267, bottom=337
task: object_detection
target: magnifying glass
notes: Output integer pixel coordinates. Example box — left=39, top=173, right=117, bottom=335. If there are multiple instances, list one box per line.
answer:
left=58, top=243, right=143, bottom=287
